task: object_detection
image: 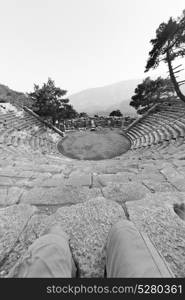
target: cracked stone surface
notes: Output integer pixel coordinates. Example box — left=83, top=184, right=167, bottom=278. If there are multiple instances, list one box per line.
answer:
left=142, top=179, right=176, bottom=193
left=20, top=186, right=102, bottom=205
left=0, top=204, right=37, bottom=271
left=126, top=194, right=185, bottom=277
left=1, top=127, right=185, bottom=277
left=94, top=173, right=136, bottom=187
left=102, top=182, right=149, bottom=202
left=5, top=198, right=126, bottom=278
left=0, top=187, right=24, bottom=206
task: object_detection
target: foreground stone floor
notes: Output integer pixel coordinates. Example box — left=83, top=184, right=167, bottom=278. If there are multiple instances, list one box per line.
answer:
left=1, top=141, right=185, bottom=277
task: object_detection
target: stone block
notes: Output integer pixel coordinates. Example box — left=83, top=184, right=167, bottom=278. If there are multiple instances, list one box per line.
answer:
left=126, top=193, right=185, bottom=277
left=0, top=204, right=37, bottom=269
left=10, top=198, right=126, bottom=277
left=102, top=182, right=148, bottom=202
left=20, top=186, right=102, bottom=205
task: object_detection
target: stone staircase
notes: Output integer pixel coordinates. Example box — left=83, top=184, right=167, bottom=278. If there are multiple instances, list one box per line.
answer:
left=0, top=100, right=185, bottom=277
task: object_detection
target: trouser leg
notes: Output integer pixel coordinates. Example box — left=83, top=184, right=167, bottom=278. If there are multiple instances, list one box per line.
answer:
left=8, top=226, right=76, bottom=278
left=105, top=220, right=174, bottom=278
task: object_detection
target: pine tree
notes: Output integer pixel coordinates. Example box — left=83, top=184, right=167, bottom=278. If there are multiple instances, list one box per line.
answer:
left=145, top=10, right=185, bottom=102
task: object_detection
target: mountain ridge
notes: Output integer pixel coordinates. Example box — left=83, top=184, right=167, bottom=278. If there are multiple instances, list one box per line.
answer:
left=69, top=79, right=185, bottom=116
left=69, top=79, right=141, bottom=116
left=1, top=80, right=185, bottom=117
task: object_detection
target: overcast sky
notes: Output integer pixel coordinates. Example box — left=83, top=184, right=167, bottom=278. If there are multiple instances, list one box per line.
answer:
left=0, top=0, right=185, bottom=95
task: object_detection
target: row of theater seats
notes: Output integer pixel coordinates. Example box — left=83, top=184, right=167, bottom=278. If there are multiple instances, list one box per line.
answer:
left=125, top=101, right=185, bottom=150
left=0, top=104, right=60, bottom=157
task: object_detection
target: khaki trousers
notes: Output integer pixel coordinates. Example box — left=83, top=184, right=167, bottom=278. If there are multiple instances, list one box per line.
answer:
left=106, top=220, right=174, bottom=278
left=8, top=221, right=173, bottom=278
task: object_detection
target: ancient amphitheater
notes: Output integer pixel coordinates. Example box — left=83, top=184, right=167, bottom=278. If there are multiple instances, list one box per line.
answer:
left=0, top=98, right=185, bottom=278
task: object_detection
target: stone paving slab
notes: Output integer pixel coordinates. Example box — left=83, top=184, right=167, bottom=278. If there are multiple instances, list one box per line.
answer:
left=126, top=192, right=185, bottom=210
left=64, top=172, right=91, bottom=187
left=8, top=198, right=126, bottom=278
left=160, top=166, right=185, bottom=191
left=142, top=179, right=176, bottom=193
left=0, top=187, right=24, bottom=207
left=102, top=182, right=148, bottom=202
left=0, top=176, right=15, bottom=186
left=93, top=163, right=139, bottom=175
left=126, top=194, right=185, bottom=277
left=0, top=169, right=19, bottom=177
left=0, top=204, right=37, bottom=271
left=20, top=186, right=102, bottom=205
left=12, top=163, right=64, bottom=174
left=137, top=171, right=164, bottom=182
left=168, top=179, right=185, bottom=191
left=173, top=160, right=185, bottom=167
left=30, top=173, right=55, bottom=187
left=94, top=173, right=136, bottom=187
left=160, top=166, right=184, bottom=179
left=38, top=177, right=65, bottom=187
left=0, top=214, right=48, bottom=277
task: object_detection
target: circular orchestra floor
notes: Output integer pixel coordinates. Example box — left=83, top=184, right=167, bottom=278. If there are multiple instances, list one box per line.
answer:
left=57, top=128, right=131, bottom=160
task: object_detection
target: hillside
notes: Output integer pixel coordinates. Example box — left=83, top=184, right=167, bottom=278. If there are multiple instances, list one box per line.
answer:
left=0, top=84, right=31, bottom=107
left=69, top=79, right=141, bottom=116
left=69, top=80, right=185, bottom=116
left=1, top=81, right=185, bottom=116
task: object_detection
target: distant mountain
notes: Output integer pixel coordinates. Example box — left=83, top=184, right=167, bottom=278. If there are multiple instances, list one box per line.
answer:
left=0, top=84, right=32, bottom=107
left=69, top=80, right=185, bottom=116
left=69, top=79, right=141, bottom=116
left=1, top=81, right=185, bottom=116
left=0, top=83, right=23, bottom=99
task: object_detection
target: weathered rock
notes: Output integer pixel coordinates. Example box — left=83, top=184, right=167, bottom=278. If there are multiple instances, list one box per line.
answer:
left=173, top=160, right=185, bottom=167
left=137, top=171, right=164, bottom=182
left=13, top=197, right=126, bottom=277
left=94, top=173, right=136, bottom=187
left=17, top=170, right=38, bottom=178
left=102, top=182, right=148, bottom=202
left=0, top=176, right=15, bottom=186
left=161, top=166, right=184, bottom=180
left=0, top=189, right=7, bottom=206
left=130, top=191, right=185, bottom=208
left=65, top=172, right=91, bottom=187
left=93, top=163, right=138, bottom=175
left=126, top=194, right=185, bottom=277
left=142, top=179, right=175, bottom=193
left=160, top=166, right=185, bottom=191
left=0, top=214, right=48, bottom=277
left=13, top=163, right=64, bottom=174
left=20, top=186, right=102, bottom=205
left=0, top=187, right=24, bottom=206
left=0, top=204, right=37, bottom=271
left=20, top=187, right=46, bottom=204
left=6, top=187, right=24, bottom=206
left=37, top=177, right=64, bottom=187
left=0, top=169, right=19, bottom=177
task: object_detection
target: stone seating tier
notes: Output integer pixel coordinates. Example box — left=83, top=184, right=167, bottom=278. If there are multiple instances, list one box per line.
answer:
left=0, top=106, right=61, bottom=156
left=126, top=103, right=185, bottom=149
left=143, top=118, right=176, bottom=139
left=1, top=100, right=185, bottom=277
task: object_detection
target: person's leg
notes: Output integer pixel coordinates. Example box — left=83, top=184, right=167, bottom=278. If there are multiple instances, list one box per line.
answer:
left=8, top=225, right=76, bottom=278
left=105, top=220, right=174, bottom=278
